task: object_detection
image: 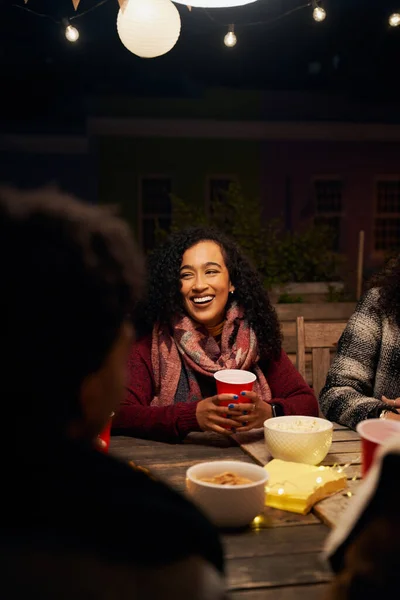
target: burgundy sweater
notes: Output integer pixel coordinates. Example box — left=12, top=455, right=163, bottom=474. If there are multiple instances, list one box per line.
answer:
left=113, top=335, right=319, bottom=443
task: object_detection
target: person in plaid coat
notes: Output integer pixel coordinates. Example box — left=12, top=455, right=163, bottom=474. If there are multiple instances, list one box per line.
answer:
left=320, top=256, right=400, bottom=428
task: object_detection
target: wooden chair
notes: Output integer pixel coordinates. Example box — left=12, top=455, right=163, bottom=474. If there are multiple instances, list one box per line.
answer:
left=295, top=316, right=347, bottom=398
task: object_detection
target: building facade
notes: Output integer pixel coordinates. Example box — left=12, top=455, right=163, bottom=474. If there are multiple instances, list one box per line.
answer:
left=1, top=88, right=400, bottom=282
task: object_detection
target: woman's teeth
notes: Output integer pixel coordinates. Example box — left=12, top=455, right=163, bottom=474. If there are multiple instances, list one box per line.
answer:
left=193, top=296, right=213, bottom=304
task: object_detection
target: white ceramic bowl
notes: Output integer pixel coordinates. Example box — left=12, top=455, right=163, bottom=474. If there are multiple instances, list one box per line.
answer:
left=263, top=415, right=333, bottom=465
left=186, top=460, right=268, bottom=528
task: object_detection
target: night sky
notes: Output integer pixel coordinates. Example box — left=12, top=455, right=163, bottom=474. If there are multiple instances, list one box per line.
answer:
left=1, top=0, right=400, bottom=131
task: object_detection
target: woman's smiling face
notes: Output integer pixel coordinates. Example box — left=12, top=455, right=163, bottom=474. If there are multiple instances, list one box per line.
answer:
left=179, top=240, right=234, bottom=328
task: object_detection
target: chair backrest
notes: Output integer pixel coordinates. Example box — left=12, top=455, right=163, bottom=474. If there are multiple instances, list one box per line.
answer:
left=296, top=316, right=347, bottom=398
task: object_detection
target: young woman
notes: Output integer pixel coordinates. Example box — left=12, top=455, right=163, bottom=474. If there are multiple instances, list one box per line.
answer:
left=113, top=227, right=318, bottom=442
left=319, top=255, right=400, bottom=428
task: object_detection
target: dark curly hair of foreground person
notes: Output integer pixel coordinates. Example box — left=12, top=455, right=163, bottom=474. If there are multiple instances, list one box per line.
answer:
left=0, top=185, right=144, bottom=430
left=138, top=226, right=282, bottom=362
left=369, top=253, right=400, bottom=327
left=1, top=187, right=227, bottom=599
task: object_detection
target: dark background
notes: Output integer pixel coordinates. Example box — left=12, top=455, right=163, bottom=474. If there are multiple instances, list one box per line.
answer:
left=1, top=0, right=400, bottom=132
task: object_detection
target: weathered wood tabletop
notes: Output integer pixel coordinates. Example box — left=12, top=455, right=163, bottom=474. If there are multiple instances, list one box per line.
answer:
left=110, top=424, right=361, bottom=599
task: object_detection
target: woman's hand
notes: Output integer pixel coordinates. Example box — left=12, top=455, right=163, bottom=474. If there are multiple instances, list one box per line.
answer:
left=196, top=395, right=244, bottom=435
left=382, top=395, right=400, bottom=410
left=231, top=391, right=273, bottom=432
left=381, top=396, right=400, bottom=420
left=383, top=411, right=400, bottom=421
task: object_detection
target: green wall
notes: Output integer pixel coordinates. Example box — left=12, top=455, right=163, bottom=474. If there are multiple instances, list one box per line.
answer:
left=97, top=135, right=261, bottom=236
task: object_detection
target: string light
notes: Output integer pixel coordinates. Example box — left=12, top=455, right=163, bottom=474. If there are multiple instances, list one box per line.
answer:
left=65, top=23, right=79, bottom=42
left=12, top=0, right=396, bottom=57
left=173, top=0, right=258, bottom=6
left=224, top=24, right=237, bottom=47
left=266, top=462, right=354, bottom=500
left=12, top=0, right=110, bottom=41
left=312, top=0, right=326, bottom=22
left=389, top=12, right=400, bottom=27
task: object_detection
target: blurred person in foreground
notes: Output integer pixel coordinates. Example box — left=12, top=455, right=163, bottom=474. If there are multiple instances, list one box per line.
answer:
left=113, top=226, right=318, bottom=443
left=320, top=256, right=400, bottom=428
left=0, top=187, right=225, bottom=600
left=324, top=439, right=400, bottom=599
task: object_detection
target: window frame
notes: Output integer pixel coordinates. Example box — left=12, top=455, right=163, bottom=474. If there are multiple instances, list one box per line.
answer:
left=311, top=175, right=344, bottom=252
left=138, top=174, right=173, bottom=251
left=373, top=175, right=400, bottom=255
left=205, top=174, right=238, bottom=216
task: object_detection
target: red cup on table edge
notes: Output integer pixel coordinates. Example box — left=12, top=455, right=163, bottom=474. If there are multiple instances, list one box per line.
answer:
left=97, top=411, right=115, bottom=453
left=356, top=418, right=400, bottom=477
left=214, top=369, right=256, bottom=428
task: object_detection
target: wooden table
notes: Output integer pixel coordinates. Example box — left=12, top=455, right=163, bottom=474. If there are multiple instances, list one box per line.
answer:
left=110, top=424, right=361, bottom=599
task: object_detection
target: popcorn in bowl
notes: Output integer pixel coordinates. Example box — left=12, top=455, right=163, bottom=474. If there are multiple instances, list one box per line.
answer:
left=263, top=415, right=333, bottom=465
left=267, top=418, right=325, bottom=433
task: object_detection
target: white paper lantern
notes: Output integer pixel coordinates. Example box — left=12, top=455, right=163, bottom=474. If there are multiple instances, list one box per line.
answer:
left=117, top=0, right=181, bottom=59
left=173, top=0, right=258, bottom=7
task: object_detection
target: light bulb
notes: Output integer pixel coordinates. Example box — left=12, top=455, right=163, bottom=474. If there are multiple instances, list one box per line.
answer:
left=65, top=24, right=79, bottom=42
left=224, top=32, right=236, bottom=47
left=389, top=12, right=400, bottom=27
left=313, top=6, right=326, bottom=22
left=224, top=25, right=237, bottom=48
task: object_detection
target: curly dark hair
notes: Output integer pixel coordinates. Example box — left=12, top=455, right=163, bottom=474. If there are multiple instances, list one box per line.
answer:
left=138, top=226, right=282, bottom=361
left=368, top=254, right=400, bottom=327
left=0, top=185, right=144, bottom=431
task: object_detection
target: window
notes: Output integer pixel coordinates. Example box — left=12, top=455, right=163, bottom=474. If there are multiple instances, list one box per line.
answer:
left=207, top=177, right=235, bottom=214
left=313, top=179, right=343, bottom=251
left=374, top=180, right=400, bottom=251
left=140, top=177, right=172, bottom=252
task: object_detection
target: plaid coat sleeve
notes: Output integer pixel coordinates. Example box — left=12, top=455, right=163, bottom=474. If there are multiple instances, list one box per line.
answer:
left=319, top=288, right=385, bottom=429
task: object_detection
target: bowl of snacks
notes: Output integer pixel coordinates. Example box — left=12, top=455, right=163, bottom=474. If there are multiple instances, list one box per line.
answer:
left=263, top=415, right=333, bottom=465
left=186, top=460, right=268, bottom=528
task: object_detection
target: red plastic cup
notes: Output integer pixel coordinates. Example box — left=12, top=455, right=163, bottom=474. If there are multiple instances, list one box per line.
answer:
left=97, top=412, right=115, bottom=453
left=356, top=418, right=400, bottom=477
left=214, top=369, right=256, bottom=399
left=214, top=370, right=256, bottom=429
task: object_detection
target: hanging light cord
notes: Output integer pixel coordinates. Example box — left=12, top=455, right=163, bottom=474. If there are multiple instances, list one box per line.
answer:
left=70, top=0, right=110, bottom=22
left=203, top=2, right=312, bottom=29
left=11, top=3, right=59, bottom=23
left=12, top=0, right=316, bottom=30
left=11, top=0, right=111, bottom=25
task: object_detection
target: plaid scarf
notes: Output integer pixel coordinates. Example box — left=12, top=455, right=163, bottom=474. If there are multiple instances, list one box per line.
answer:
left=151, top=302, right=272, bottom=406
